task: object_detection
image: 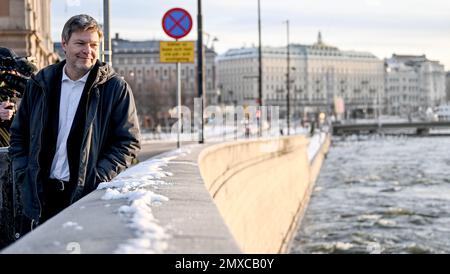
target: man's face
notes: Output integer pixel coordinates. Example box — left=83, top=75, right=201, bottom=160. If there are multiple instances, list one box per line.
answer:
left=62, top=30, right=100, bottom=75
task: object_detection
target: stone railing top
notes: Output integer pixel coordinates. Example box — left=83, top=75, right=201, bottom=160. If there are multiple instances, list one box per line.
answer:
left=2, top=144, right=240, bottom=254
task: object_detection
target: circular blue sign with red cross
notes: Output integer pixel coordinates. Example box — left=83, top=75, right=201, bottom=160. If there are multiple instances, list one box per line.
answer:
left=162, top=8, right=193, bottom=40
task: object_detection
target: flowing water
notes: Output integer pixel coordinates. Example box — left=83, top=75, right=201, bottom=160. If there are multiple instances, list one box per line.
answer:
left=290, top=135, right=450, bottom=254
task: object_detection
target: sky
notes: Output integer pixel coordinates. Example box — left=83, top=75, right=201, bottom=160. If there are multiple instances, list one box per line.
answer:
left=52, top=0, right=450, bottom=69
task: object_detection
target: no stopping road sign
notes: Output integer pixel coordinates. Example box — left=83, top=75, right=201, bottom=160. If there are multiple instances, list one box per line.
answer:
left=162, top=8, right=193, bottom=40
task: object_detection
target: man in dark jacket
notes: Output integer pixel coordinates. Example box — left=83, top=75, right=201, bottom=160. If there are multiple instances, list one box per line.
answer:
left=9, top=14, right=140, bottom=237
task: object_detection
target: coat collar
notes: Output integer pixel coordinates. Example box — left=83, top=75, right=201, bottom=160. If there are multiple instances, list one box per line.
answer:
left=31, top=60, right=116, bottom=93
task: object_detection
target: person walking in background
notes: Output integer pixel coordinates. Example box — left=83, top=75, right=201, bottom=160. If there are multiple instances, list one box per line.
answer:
left=9, top=14, right=141, bottom=238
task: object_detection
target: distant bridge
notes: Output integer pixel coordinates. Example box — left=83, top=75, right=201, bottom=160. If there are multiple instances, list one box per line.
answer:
left=332, top=121, right=450, bottom=136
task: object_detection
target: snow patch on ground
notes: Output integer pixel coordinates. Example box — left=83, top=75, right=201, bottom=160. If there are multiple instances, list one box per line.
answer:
left=97, top=148, right=191, bottom=254
left=62, top=221, right=83, bottom=231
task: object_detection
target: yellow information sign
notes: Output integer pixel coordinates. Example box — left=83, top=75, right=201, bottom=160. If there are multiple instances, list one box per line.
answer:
left=160, top=41, right=195, bottom=63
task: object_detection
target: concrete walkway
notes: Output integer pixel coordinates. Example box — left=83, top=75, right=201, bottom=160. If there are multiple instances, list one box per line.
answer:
left=2, top=144, right=240, bottom=254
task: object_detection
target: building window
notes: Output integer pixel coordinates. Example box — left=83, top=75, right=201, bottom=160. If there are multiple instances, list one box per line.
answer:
left=0, top=0, right=9, bottom=16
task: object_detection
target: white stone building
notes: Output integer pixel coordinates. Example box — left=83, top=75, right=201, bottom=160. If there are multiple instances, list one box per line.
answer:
left=217, top=33, right=385, bottom=119
left=385, top=54, right=446, bottom=116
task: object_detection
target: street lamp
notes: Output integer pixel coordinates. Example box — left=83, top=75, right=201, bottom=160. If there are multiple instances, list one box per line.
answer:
left=103, top=0, right=111, bottom=64
left=204, top=32, right=219, bottom=49
left=284, top=20, right=291, bottom=135
left=197, top=0, right=205, bottom=144
left=257, top=0, right=263, bottom=136
left=257, top=0, right=263, bottom=107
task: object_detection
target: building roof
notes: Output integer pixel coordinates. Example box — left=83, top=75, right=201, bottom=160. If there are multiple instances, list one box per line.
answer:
left=385, top=53, right=445, bottom=73
left=113, top=38, right=160, bottom=53
left=391, top=54, right=428, bottom=63
left=387, top=53, right=444, bottom=68
left=218, top=32, right=378, bottom=61
left=310, top=31, right=338, bottom=51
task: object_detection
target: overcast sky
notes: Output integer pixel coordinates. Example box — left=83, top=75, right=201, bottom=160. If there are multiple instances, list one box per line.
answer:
left=52, top=0, right=450, bottom=69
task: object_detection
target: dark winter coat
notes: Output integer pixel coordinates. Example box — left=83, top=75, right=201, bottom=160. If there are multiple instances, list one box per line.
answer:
left=9, top=60, right=141, bottom=223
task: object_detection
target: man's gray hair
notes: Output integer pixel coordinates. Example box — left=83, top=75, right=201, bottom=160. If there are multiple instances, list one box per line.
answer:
left=61, top=14, right=103, bottom=42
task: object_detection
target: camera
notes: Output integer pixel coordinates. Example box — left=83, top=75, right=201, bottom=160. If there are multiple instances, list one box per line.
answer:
left=0, top=47, right=38, bottom=100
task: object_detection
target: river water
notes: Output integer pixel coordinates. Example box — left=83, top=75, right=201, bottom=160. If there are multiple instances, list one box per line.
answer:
left=289, top=135, right=450, bottom=254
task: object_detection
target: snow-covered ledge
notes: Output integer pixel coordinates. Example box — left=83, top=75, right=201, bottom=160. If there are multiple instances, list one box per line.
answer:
left=2, top=145, right=240, bottom=254
left=2, top=133, right=330, bottom=254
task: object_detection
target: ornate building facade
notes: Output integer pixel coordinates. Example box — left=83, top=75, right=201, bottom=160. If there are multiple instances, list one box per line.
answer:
left=0, top=0, right=58, bottom=68
left=217, top=33, right=385, bottom=119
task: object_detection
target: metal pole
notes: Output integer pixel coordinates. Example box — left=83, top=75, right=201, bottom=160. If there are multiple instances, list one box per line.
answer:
left=177, top=62, right=181, bottom=148
left=258, top=0, right=263, bottom=136
left=286, top=20, right=290, bottom=135
left=197, top=0, right=205, bottom=143
left=103, top=0, right=111, bottom=64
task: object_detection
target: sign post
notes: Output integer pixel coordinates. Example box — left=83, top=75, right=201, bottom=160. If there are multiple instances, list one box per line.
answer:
left=161, top=8, right=193, bottom=148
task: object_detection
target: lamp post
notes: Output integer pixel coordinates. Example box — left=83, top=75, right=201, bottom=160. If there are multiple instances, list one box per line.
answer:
left=197, top=0, right=205, bottom=144
left=103, top=0, right=111, bottom=64
left=284, top=20, right=290, bottom=135
left=204, top=32, right=219, bottom=50
left=257, top=0, right=263, bottom=136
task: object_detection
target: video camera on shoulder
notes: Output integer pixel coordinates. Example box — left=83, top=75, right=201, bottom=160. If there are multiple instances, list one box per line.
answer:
left=0, top=47, right=38, bottom=101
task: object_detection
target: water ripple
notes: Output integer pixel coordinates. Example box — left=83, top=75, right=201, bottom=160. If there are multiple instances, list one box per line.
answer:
left=290, top=136, right=450, bottom=254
